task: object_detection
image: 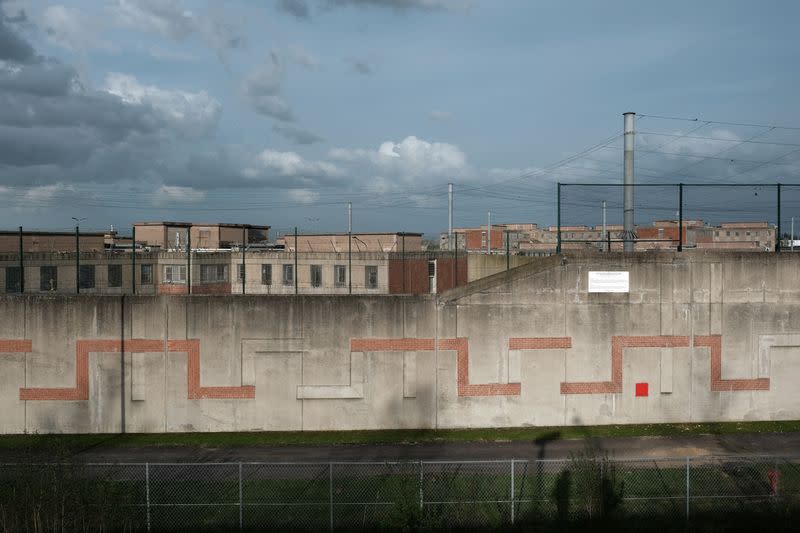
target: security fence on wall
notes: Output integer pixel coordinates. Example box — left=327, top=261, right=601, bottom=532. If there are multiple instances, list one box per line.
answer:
left=556, top=183, right=800, bottom=253
left=2, top=456, right=800, bottom=531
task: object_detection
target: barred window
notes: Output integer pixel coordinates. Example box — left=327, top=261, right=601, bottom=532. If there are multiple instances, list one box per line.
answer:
left=200, top=264, right=228, bottom=283
left=334, top=265, right=346, bottom=287
left=5, top=266, right=21, bottom=293
left=79, top=265, right=96, bottom=289
left=261, top=264, right=272, bottom=285
left=40, top=266, right=57, bottom=291
left=283, top=264, right=294, bottom=285
left=365, top=265, right=378, bottom=289
left=108, top=264, right=122, bottom=288
left=140, top=264, right=153, bottom=285
left=163, top=265, right=186, bottom=284
left=310, top=265, right=322, bottom=288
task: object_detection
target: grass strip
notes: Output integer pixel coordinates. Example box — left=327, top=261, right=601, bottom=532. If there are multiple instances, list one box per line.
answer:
left=1, top=420, right=800, bottom=452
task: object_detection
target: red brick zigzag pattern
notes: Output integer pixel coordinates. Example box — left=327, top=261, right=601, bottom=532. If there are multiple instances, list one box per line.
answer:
left=352, top=337, right=571, bottom=396
left=0, top=334, right=773, bottom=400
left=6, top=339, right=254, bottom=401
left=561, top=336, right=691, bottom=394
left=693, top=335, right=769, bottom=391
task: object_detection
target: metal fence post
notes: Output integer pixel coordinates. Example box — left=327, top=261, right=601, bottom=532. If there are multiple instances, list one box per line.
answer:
left=777, top=183, right=782, bottom=252
left=506, top=231, right=510, bottom=271
left=556, top=182, right=562, bottom=254
left=239, top=462, right=243, bottom=532
left=329, top=462, right=334, bottom=532
left=131, top=225, right=136, bottom=294
left=419, top=461, right=424, bottom=511
left=18, top=226, right=24, bottom=293
left=685, top=456, right=690, bottom=520
left=678, top=183, right=684, bottom=252
left=146, top=462, right=151, bottom=532
left=75, top=225, right=80, bottom=294
left=510, top=460, right=515, bottom=525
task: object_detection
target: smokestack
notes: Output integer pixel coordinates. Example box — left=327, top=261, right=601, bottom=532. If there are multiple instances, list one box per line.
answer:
left=623, top=112, right=636, bottom=252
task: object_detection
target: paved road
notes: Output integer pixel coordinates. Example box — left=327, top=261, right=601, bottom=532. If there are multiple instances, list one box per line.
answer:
left=5, top=432, right=800, bottom=463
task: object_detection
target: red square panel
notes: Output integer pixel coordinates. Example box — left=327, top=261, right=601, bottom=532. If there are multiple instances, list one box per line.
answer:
left=635, top=383, right=648, bottom=397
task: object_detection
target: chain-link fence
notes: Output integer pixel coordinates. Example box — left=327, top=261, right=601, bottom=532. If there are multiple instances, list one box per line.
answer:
left=2, top=456, right=799, bottom=531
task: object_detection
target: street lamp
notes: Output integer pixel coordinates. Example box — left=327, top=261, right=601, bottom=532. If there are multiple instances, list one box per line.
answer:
left=72, top=217, right=86, bottom=293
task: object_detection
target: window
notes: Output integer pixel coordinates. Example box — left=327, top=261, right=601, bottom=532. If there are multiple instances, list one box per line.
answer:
left=140, top=264, right=153, bottom=285
left=334, top=265, right=347, bottom=287
left=79, top=265, right=95, bottom=289
left=310, top=265, right=322, bottom=288
left=40, top=266, right=57, bottom=291
left=238, top=264, right=245, bottom=282
left=261, top=264, right=272, bottom=285
left=107, top=264, right=122, bottom=288
left=365, top=265, right=378, bottom=289
left=200, top=264, right=228, bottom=283
left=163, top=265, right=186, bottom=284
left=735, top=231, right=740, bottom=237
left=428, top=260, right=437, bottom=294
left=282, top=264, right=294, bottom=286
left=726, top=231, right=731, bottom=237
left=5, top=266, right=21, bottom=293
left=715, top=231, right=719, bottom=237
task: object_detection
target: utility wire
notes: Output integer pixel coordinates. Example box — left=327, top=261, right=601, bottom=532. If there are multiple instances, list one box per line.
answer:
left=638, top=114, right=800, bottom=131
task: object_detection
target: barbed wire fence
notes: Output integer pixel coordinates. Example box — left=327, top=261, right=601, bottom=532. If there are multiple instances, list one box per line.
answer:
left=1, top=455, right=799, bottom=531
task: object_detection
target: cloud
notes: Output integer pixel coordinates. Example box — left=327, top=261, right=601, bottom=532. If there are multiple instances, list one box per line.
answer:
left=429, top=109, right=452, bottom=120
left=273, top=124, right=323, bottom=144
left=0, top=21, right=233, bottom=197
left=330, top=135, right=466, bottom=180
left=153, top=185, right=206, bottom=205
left=41, top=5, right=114, bottom=53
left=323, top=0, right=469, bottom=11
left=104, top=72, right=222, bottom=137
left=286, top=45, right=319, bottom=68
left=287, top=188, right=319, bottom=204
left=276, top=0, right=310, bottom=19
left=242, top=52, right=295, bottom=121
left=0, top=6, right=34, bottom=63
left=346, top=58, right=372, bottom=75
left=24, top=183, right=76, bottom=203
left=255, top=149, right=343, bottom=178
left=112, top=0, right=243, bottom=54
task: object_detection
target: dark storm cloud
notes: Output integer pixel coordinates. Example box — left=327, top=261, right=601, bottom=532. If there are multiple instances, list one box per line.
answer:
left=0, top=12, right=34, bottom=63
left=276, top=0, right=311, bottom=19
left=0, top=16, right=225, bottom=193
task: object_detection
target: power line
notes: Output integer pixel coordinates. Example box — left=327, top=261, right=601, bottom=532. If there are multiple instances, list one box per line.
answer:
left=637, top=131, right=800, bottom=147
left=638, top=114, right=800, bottom=131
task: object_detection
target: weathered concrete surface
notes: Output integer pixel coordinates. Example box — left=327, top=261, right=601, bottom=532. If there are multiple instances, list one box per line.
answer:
left=1, top=251, right=800, bottom=433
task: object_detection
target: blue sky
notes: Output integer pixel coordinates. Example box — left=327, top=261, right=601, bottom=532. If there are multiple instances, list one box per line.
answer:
left=1, top=0, right=799, bottom=237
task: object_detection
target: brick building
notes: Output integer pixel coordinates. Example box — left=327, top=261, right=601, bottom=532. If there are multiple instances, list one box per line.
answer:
left=133, top=222, right=270, bottom=250
left=1, top=250, right=467, bottom=296
left=278, top=232, right=422, bottom=253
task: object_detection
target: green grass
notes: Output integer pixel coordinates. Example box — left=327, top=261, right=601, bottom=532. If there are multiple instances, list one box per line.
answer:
left=2, top=420, right=800, bottom=453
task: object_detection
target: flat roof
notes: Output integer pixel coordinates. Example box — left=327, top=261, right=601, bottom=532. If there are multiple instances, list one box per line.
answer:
left=134, top=222, right=270, bottom=229
left=283, top=232, right=423, bottom=237
left=0, top=230, right=107, bottom=236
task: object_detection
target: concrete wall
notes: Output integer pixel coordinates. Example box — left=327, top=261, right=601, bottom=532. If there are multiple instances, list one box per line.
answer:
left=466, top=254, right=538, bottom=282
left=2, top=252, right=800, bottom=434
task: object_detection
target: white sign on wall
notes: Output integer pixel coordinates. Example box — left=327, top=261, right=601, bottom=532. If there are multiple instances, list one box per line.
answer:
left=588, top=271, right=629, bottom=293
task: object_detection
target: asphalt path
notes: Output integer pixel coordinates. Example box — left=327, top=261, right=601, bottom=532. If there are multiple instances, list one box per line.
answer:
left=4, top=431, right=800, bottom=463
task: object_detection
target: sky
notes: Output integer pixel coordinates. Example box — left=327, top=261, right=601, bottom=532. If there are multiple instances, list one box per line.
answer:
left=1, top=0, right=800, bottom=238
